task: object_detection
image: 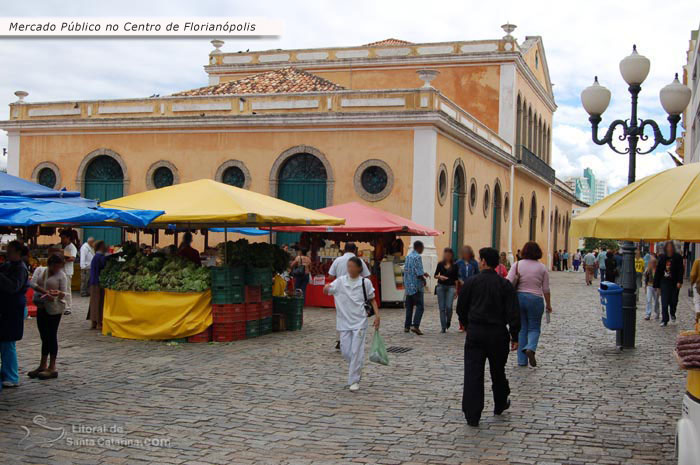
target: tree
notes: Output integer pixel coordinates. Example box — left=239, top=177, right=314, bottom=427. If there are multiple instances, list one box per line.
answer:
left=584, top=238, right=618, bottom=251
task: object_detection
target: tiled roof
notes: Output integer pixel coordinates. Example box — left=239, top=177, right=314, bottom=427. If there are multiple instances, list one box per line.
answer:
left=173, top=67, right=345, bottom=96
left=364, top=38, right=413, bottom=46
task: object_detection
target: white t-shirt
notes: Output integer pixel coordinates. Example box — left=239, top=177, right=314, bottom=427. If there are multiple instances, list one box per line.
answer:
left=328, top=252, right=370, bottom=278
left=63, top=243, right=77, bottom=277
left=80, top=242, right=95, bottom=270
left=327, top=275, right=374, bottom=331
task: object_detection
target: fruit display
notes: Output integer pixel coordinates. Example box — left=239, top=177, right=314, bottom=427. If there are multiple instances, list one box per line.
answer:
left=101, top=246, right=210, bottom=293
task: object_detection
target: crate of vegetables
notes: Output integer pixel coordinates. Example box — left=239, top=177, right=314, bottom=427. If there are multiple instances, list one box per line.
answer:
left=245, top=267, right=273, bottom=286
left=210, top=266, right=244, bottom=287
left=211, top=285, right=244, bottom=305
left=246, top=320, right=260, bottom=338
left=260, top=317, right=272, bottom=335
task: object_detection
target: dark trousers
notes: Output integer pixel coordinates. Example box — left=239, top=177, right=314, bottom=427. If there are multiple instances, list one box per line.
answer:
left=660, top=280, right=679, bottom=323
left=294, top=273, right=309, bottom=297
left=36, top=307, right=62, bottom=358
left=562, top=259, right=568, bottom=270
left=463, top=325, right=511, bottom=424
left=404, top=291, right=424, bottom=328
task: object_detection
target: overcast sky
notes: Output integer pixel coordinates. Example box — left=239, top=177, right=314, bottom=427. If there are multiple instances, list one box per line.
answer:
left=1, top=0, right=699, bottom=190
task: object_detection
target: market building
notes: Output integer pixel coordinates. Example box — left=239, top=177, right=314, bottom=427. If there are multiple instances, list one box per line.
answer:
left=1, top=24, right=580, bottom=270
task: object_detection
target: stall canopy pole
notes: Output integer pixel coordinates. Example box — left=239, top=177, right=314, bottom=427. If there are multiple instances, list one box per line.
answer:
left=224, top=223, right=228, bottom=265
left=136, top=229, right=140, bottom=246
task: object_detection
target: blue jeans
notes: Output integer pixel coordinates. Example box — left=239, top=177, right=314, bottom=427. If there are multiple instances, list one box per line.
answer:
left=645, top=286, right=660, bottom=318
left=405, top=291, right=424, bottom=329
left=436, top=284, right=455, bottom=331
left=517, top=292, right=545, bottom=366
left=0, top=341, right=19, bottom=390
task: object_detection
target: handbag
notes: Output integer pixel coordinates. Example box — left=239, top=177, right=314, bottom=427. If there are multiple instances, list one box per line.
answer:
left=511, top=262, right=521, bottom=290
left=361, top=278, right=375, bottom=317
left=40, top=269, right=66, bottom=316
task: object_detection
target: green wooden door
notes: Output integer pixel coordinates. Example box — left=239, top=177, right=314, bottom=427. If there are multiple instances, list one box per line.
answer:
left=450, top=170, right=464, bottom=254
left=492, top=204, right=501, bottom=249
left=83, top=156, right=124, bottom=246
left=276, top=154, right=327, bottom=246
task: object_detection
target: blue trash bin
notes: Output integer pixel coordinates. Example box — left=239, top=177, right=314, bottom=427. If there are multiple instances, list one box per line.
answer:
left=599, top=281, right=623, bottom=330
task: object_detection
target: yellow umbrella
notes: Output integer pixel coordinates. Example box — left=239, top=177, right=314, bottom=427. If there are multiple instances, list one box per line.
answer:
left=571, top=163, right=700, bottom=242
left=100, top=179, right=344, bottom=228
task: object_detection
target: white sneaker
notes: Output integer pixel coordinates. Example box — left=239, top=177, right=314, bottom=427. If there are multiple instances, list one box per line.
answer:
left=2, top=381, right=19, bottom=388
left=349, top=383, right=360, bottom=392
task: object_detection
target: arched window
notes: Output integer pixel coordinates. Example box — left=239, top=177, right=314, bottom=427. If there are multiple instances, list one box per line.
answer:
left=528, top=193, right=537, bottom=241
left=450, top=164, right=466, bottom=253
left=516, top=95, right=522, bottom=158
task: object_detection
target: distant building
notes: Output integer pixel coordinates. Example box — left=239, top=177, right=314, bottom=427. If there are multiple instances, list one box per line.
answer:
left=683, top=24, right=699, bottom=164
left=565, top=168, right=608, bottom=205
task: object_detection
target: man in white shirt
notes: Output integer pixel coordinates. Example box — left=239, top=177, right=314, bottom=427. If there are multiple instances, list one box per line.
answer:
left=324, top=256, right=380, bottom=392
left=328, top=243, right=370, bottom=279
left=79, top=237, right=95, bottom=297
left=329, top=243, right=370, bottom=350
left=59, top=231, right=77, bottom=315
left=583, top=251, right=597, bottom=286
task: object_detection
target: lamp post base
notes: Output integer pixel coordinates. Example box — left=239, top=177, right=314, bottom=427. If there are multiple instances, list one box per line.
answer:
left=619, top=240, right=637, bottom=348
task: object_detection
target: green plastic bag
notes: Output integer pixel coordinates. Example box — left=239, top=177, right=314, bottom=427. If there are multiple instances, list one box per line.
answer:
left=369, top=329, right=389, bottom=365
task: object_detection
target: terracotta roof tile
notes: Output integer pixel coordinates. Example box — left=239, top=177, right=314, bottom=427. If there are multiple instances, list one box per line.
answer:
left=364, top=38, right=413, bottom=46
left=173, top=67, right=345, bottom=96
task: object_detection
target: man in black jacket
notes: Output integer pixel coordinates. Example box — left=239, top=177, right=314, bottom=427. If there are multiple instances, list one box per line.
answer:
left=654, top=241, right=684, bottom=326
left=456, top=247, right=520, bottom=427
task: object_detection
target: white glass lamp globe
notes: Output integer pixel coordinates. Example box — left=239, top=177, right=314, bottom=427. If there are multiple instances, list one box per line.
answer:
left=659, top=74, right=692, bottom=115
left=580, top=77, right=611, bottom=116
left=619, top=45, right=650, bottom=86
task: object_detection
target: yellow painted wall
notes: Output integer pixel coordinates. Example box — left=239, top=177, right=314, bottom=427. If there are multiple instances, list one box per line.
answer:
left=19, top=127, right=414, bottom=249
left=511, top=170, right=551, bottom=263
left=434, top=133, right=511, bottom=254
left=219, top=65, right=502, bottom=133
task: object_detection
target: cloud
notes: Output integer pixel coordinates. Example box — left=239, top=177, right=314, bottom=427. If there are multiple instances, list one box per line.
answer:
left=1, top=0, right=698, bottom=190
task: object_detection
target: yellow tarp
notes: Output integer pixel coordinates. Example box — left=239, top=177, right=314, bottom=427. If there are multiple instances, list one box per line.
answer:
left=102, top=289, right=212, bottom=340
left=570, top=163, right=700, bottom=242
left=99, top=179, right=345, bottom=227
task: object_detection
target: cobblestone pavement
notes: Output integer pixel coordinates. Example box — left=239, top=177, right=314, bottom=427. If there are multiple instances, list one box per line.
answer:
left=0, top=272, right=690, bottom=465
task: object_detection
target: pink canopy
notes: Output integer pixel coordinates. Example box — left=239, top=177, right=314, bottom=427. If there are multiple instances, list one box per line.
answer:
left=272, top=202, right=441, bottom=236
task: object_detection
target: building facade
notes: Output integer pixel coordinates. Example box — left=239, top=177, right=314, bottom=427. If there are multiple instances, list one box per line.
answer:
left=1, top=25, right=579, bottom=270
left=683, top=25, right=700, bottom=164
left=565, top=167, right=608, bottom=205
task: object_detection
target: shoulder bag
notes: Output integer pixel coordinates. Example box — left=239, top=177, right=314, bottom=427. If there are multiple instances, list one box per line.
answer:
left=42, top=270, right=67, bottom=316
left=511, top=261, right=521, bottom=290
left=361, top=278, right=375, bottom=317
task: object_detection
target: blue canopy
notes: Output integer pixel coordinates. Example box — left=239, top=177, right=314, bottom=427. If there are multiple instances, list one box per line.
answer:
left=209, top=227, right=269, bottom=236
left=0, top=172, right=97, bottom=208
left=0, top=196, right=163, bottom=227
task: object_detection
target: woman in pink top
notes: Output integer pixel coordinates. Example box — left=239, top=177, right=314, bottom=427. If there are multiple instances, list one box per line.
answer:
left=506, top=241, right=552, bottom=367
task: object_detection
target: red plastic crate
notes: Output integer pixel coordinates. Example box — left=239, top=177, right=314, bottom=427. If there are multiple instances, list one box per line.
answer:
left=244, top=285, right=262, bottom=303
left=188, top=326, right=212, bottom=343
left=261, top=300, right=272, bottom=312
left=212, top=304, right=246, bottom=323
left=212, top=333, right=234, bottom=342
left=245, top=303, right=261, bottom=321
left=260, top=308, right=273, bottom=319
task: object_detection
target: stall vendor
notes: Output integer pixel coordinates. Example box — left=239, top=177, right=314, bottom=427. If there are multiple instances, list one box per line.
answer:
left=177, top=232, right=201, bottom=265
left=388, top=237, right=404, bottom=257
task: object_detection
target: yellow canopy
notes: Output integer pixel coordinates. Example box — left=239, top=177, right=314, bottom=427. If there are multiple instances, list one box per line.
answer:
left=570, top=163, right=700, bottom=242
left=100, top=179, right=344, bottom=228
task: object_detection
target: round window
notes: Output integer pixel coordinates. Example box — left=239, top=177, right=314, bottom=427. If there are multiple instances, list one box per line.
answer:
left=518, top=197, right=525, bottom=226
left=469, top=181, right=477, bottom=212
left=483, top=186, right=490, bottom=217
left=361, top=166, right=388, bottom=195
left=37, top=167, right=57, bottom=189
left=540, top=208, right=545, bottom=230
left=222, top=166, right=246, bottom=188
left=438, top=168, right=447, bottom=204
left=153, top=166, right=174, bottom=189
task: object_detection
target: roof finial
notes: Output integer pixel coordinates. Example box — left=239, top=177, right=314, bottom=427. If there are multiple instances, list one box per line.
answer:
left=210, top=39, right=224, bottom=55
left=501, top=22, right=517, bottom=41
left=14, top=90, right=28, bottom=104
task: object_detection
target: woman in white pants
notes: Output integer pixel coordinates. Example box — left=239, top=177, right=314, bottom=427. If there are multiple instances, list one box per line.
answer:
left=324, top=256, right=380, bottom=392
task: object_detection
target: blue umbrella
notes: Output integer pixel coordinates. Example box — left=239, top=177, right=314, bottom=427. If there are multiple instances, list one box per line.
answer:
left=0, top=196, right=163, bottom=227
left=0, top=172, right=96, bottom=208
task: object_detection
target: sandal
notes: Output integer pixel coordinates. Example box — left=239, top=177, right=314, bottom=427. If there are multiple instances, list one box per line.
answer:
left=27, top=368, right=45, bottom=379
left=36, top=370, right=58, bottom=380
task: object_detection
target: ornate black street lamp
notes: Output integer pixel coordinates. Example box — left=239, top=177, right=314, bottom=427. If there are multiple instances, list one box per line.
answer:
left=580, top=45, right=691, bottom=348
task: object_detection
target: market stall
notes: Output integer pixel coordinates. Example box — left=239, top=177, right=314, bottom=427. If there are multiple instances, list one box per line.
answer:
left=98, top=179, right=344, bottom=341
left=570, top=163, right=700, bottom=464
left=273, top=202, right=441, bottom=308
